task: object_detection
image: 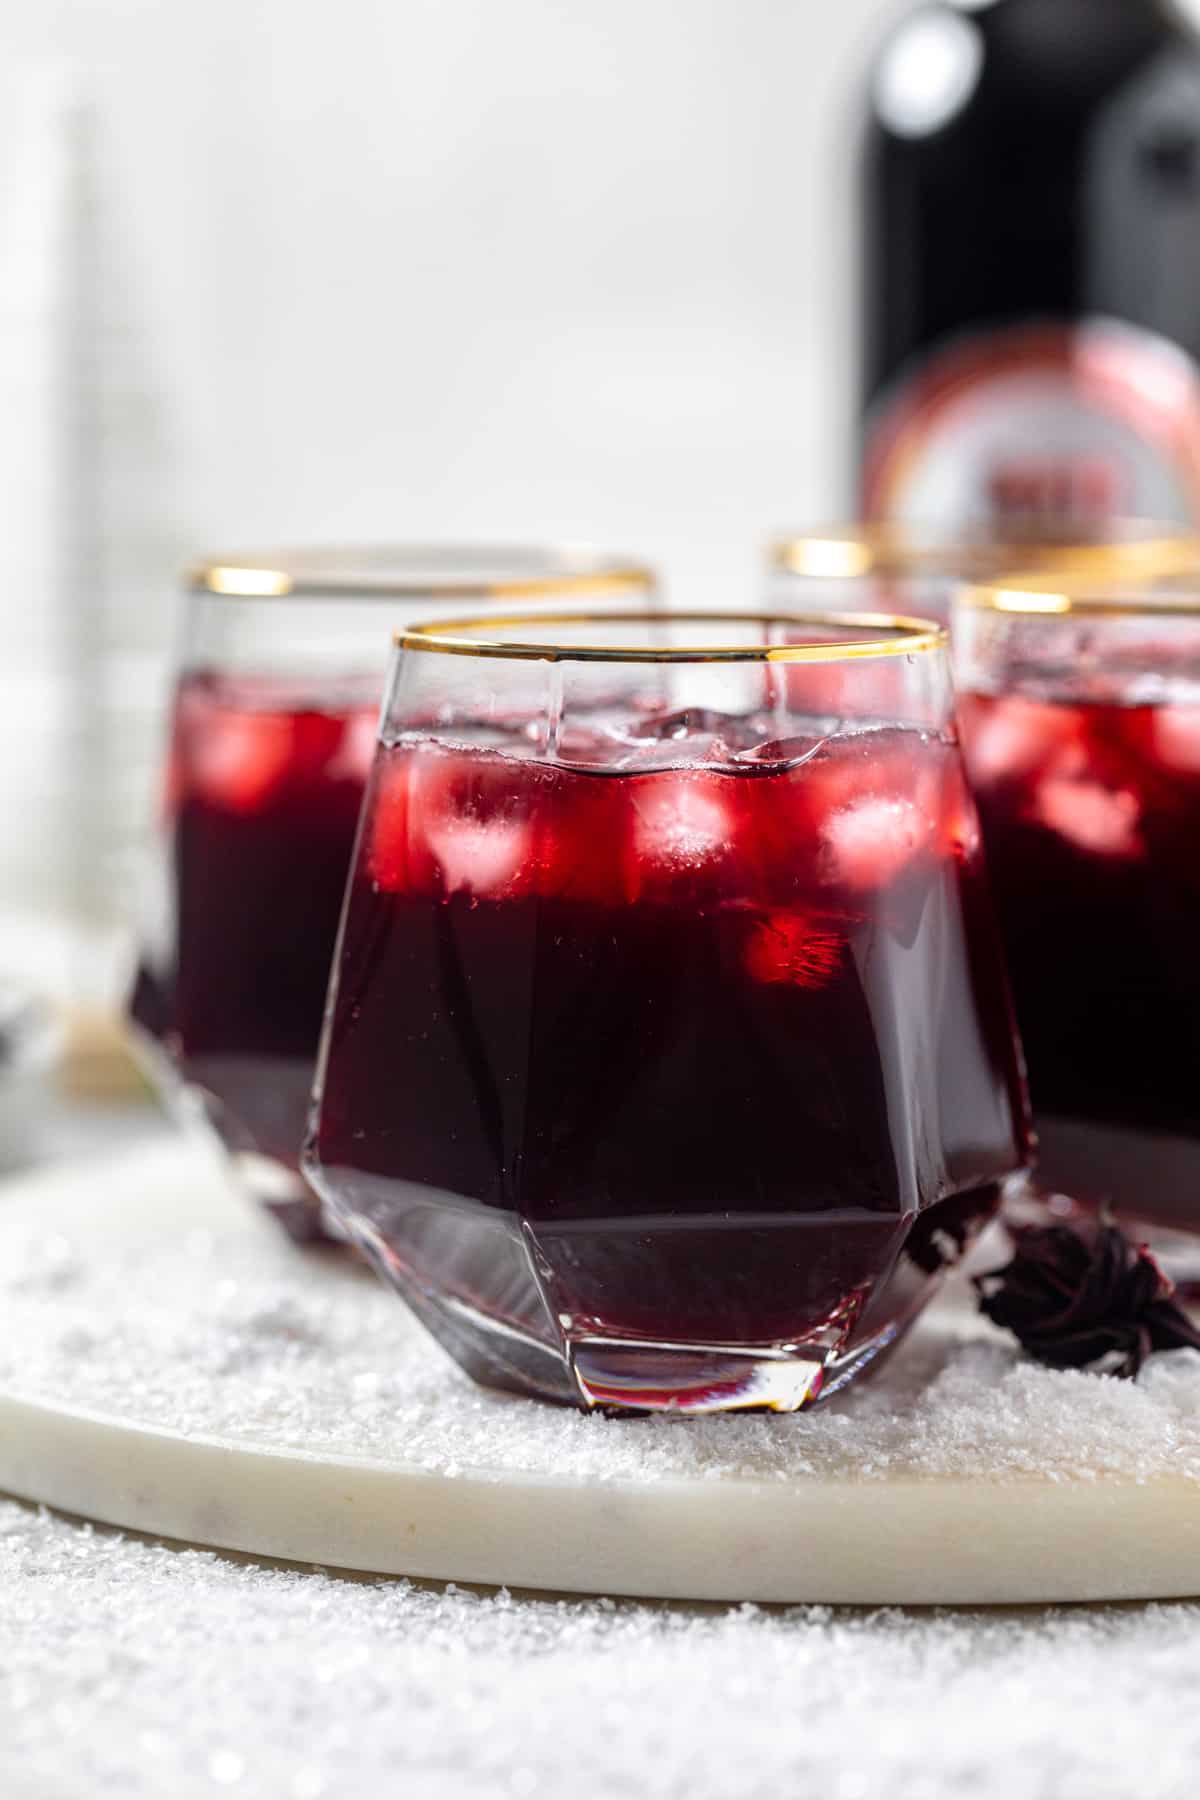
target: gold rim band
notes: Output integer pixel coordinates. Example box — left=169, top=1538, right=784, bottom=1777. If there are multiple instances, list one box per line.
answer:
left=396, top=609, right=948, bottom=664
left=770, top=522, right=1200, bottom=583
left=960, top=571, right=1200, bottom=620
left=186, top=544, right=657, bottom=601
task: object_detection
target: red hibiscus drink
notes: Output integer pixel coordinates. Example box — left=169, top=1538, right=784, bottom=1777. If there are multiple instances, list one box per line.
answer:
left=307, top=610, right=1029, bottom=1413
left=958, top=578, right=1200, bottom=1236
left=130, top=671, right=377, bottom=1238
left=128, top=548, right=655, bottom=1242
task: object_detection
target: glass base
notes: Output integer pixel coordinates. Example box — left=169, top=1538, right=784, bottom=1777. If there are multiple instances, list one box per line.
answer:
left=308, top=1162, right=978, bottom=1415
left=565, top=1323, right=909, bottom=1414
left=226, top=1149, right=346, bottom=1247
left=124, top=1024, right=341, bottom=1247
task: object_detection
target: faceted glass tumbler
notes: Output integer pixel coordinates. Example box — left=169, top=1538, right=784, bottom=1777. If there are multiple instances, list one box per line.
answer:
left=126, top=546, right=656, bottom=1244
left=956, top=565, right=1200, bottom=1256
left=306, top=608, right=1031, bottom=1414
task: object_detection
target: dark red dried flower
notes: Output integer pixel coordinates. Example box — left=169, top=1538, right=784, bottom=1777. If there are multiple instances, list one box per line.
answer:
left=974, top=1218, right=1200, bottom=1379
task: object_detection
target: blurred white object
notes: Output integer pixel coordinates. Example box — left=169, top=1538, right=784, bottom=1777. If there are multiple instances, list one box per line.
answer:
left=0, top=67, right=150, bottom=1006
left=0, top=982, right=61, bottom=1173
left=0, top=67, right=98, bottom=982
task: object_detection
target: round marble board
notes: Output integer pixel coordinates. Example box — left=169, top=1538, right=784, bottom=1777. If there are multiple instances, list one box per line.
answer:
left=1, top=1137, right=1199, bottom=1605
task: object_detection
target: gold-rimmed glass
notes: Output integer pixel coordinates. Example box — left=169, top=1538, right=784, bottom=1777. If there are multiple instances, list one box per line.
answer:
left=305, top=608, right=1029, bottom=1414
left=127, top=545, right=657, bottom=1244
left=768, top=521, right=1199, bottom=626
left=956, top=569, right=1200, bottom=1257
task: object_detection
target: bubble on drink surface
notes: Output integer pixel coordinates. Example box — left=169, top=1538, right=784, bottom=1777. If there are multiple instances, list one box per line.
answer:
left=1028, top=777, right=1143, bottom=858
left=820, top=795, right=935, bottom=890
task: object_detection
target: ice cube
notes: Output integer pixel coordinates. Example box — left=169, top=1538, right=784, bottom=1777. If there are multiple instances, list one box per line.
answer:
left=629, top=706, right=725, bottom=742
left=743, top=910, right=844, bottom=988
left=1029, top=777, right=1142, bottom=858
left=820, top=795, right=934, bottom=890
left=418, top=756, right=538, bottom=898
left=365, top=757, right=411, bottom=892
left=734, top=734, right=829, bottom=770
left=1153, top=706, right=1200, bottom=776
left=370, top=749, right=540, bottom=898
left=189, top=711, right=297, bottom=812
left=962, top=694, right=1079, bottom=787
left=624, top=707, right=764, bottom=765
left=938, top=761, right=983, bottom=861
left=426, top=815, right=533, bottom=897
left=327, top=708, right=379, bottom=781
left=629, top=772, right=734, bottom=876
left=553, top=723, right=632, bottom=769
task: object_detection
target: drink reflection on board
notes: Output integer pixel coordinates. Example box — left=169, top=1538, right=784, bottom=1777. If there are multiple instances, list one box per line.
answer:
left=127, top=548, right=657, bottom=1246
left=306, top=609, right=1030, bottom=1415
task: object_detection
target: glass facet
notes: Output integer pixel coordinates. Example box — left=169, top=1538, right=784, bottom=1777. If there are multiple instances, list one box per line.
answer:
left=127, top=547, right=656, bottom=1244
left=306, top=610, right=1030, bottom=1414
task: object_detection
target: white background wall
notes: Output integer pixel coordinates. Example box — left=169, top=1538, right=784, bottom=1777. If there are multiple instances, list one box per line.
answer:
left=0, top=0, right=895, bottom=966
left=44, top=0, right=892, bottom=608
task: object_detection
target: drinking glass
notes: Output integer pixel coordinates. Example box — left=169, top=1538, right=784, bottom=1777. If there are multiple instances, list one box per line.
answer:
left=957, top=566, right=1200, bottom=1244
left=127, top=546, right=656, bottom=1244
left=305, top=608, right=1030, bottom=1414
left=768, top=522, right=1195, bottom=625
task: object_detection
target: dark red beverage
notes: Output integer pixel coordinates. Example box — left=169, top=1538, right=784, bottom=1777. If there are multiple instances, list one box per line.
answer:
left=961, top=686, right=1200, bottom=1226
left=310, top=708, right=1029, bottom=1409
left=131, top=672, right=377, bottom=1238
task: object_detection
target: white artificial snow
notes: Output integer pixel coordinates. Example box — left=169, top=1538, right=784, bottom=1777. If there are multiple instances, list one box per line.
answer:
left=3, top=1138, right=1200, bottom=1796
left=4, top=1499, right=1200, bottom=1799
left=2, top=1147, right=1200, bottom=1491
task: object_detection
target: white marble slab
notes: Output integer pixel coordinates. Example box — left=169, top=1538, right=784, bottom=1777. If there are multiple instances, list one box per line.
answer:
left=2, top=1139, right=1199, bottom=1604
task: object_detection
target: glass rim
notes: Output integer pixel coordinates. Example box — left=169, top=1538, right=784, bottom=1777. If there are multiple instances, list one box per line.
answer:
left=395, top=608, right=948, bottom=664
left=768, top=520, right=1200, bottom=582
left=184, top=542, right=657, bottom=601
left=960, top=573, right=1200, bottom=621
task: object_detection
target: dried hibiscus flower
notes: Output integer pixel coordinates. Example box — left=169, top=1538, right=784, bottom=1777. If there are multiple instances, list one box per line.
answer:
left=974, top=1217, right=1200, bottom=1379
